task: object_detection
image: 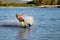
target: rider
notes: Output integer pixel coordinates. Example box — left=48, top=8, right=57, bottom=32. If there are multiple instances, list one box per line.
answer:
left=16, top=14, right=31, bottom=27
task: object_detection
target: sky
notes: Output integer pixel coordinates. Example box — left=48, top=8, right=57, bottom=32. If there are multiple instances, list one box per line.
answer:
left=3, top=0, right=33, bottom=3
left=22, top=0, right=33, bottom=1
left=8, top=0, right=33, bottom=1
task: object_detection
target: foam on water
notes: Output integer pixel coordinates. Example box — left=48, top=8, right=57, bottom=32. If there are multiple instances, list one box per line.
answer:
left=0, top=16, right=34, bottom=27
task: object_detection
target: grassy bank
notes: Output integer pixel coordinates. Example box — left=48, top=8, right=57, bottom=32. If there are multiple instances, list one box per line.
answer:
left=0, top=3, right=36, bottom=7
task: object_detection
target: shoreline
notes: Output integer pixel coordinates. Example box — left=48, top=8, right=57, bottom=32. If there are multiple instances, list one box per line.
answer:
left=0, top=5, right=60, bottom=8
left=37, top=5, right=60, bottom=8
left=0, top=7, right=34, bottom=8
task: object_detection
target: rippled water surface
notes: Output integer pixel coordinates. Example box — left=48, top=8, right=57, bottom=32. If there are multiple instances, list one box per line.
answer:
left=0, top=7, right=60, bottom=40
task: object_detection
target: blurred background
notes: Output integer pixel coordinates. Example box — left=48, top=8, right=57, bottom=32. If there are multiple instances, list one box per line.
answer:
left=0, top=0, right=60, bottom=7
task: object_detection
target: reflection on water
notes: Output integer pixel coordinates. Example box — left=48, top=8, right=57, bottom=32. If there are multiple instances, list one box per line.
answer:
left=18, top=28, right=31, bottom=40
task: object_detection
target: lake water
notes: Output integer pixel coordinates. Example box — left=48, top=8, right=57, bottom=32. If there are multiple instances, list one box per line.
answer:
left=0, top=7, right=60, bottom=40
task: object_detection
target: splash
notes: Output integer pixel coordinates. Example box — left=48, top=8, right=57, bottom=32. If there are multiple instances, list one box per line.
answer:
left=0, top=16, right=34, bottom=27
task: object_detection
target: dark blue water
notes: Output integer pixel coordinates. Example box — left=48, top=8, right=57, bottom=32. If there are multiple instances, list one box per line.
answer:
left=0, top=7, right=60, bottom=40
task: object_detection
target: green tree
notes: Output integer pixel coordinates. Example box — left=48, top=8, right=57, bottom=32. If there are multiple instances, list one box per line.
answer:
left=58, top=0, right=60, bottom=5
left=52, top=0, right=58, bottom=5
left=46, top=0, right=52, bottom=5
left=33, top=0, right=39, bottom=3
left=41, top=0, right=47, bottom=5
left=33, top=0, right=41, bottom=5
left=0, top=0, right=4, bottom=6
left=0, top=0, right=2, bottom=4
left=53, top=0, right=58, bottom=5
left=6, top=0, right=9, bottom=6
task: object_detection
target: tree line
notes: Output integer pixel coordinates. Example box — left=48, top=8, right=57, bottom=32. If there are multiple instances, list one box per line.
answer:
left=0, top=0, right=60, bottom=7
left=27, top=0, right=60, bottom=5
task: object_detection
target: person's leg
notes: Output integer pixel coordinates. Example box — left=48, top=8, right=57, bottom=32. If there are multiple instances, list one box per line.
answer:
left=28, top=24, right=32, bottom=27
